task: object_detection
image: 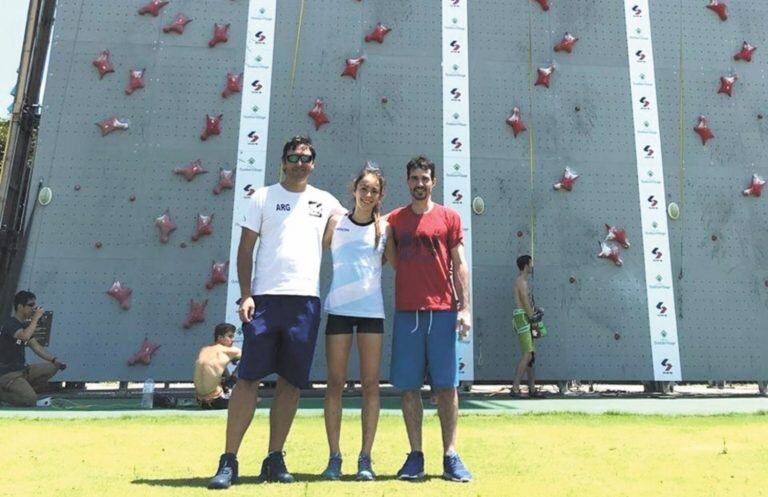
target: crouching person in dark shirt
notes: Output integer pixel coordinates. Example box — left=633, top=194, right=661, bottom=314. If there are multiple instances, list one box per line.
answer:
left=0, top=291, right=66, bottom=407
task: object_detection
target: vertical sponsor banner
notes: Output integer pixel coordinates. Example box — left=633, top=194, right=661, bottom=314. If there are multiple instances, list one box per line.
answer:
left=226, top=0, right=277, bottom=344
left=442, top=0, right=474, bottom=381
left=624, top=1, right=682, bottom=381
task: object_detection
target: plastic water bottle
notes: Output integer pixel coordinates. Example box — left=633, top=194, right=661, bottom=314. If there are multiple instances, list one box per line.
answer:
left=141, top=378, right=155, bottom=409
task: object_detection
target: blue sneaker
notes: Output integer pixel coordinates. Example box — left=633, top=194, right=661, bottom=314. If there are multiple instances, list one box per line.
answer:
left=257, top=451, right=294, bottom=483
left=207, top=453, right=238, bottom=489
left=356, top=454, right=376, bottom=481
left=442, top=453, right=472, bottom=482
left=320, top=453, right=343, bottom=480
left=396, top=451, right=425, bottom=480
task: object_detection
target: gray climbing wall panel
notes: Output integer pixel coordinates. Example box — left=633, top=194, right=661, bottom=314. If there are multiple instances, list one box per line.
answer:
left=17, top=0, right=768, bottom=382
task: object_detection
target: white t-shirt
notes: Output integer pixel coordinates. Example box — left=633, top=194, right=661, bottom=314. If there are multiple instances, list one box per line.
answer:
left=239, top=183, right=342, bottom=297
left=324, top=214, right=387, bottom=319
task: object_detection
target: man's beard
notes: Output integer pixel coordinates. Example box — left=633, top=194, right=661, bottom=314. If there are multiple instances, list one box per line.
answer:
left=410, top=188, right=428, bottom=200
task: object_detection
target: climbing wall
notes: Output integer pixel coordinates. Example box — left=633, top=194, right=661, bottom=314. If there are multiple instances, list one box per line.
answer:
left=18, top=0, right=768, bottom=382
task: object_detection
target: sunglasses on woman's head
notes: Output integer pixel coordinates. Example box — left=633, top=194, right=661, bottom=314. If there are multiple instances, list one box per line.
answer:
left=286, top=154, right=313, bottom=164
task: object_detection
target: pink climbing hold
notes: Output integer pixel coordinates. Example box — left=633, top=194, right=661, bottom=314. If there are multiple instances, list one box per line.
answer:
left=554, top=32, right=578, bottom=53
left=213, top=169, right=235, bottom=195
left=192, top=214, right=214, bottom=241
left=694, top=115, right=714, bottom=145
left=125, top=69, right=146, bottom=95
left=743, top=174, right=765, bottom=197
left=206, top=261, right=229, bottom=289
left=605, top=225, right=630, bottom=249
left=341, top=56, right=366, bottom=79
left=127, top=338, right=160, bottom=366
left=221, top=73, right=243, bottom=98
left=706, top=0, right=728, bottom=21
left=92, top=50, right=114, bottom=79
left=598, top=242, right=623, bottom=267
left=154, top=209, right=177, bottom=244
left=174, top=159, right=207, bottom=182
left=733, top=41, right=756, bottom=62
left=200, top=114, right=223, bottom=141
left=535, top=64, right=555, bottom=88
left=163, top=13, right=192, bottom=34
left=138, top=0, right=168, bottom=17
left=308, top=98, right=330, bottom=130
left=107, top=280, right=133, bottom=310
left=364, top=23, right=392, bottom=43
left=554, top=167, right=579, bottom=191
left=718, top=75, right=737, bottom=97
left=506, top=107, right=527, bottom=138
left=209, top=23, right=230, bottom=47
left=96, top=117, right=129, bottom=136
left=183, top=299, right=208, bottom=328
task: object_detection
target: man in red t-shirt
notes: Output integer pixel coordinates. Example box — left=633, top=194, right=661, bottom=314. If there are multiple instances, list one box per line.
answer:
left=384, top=156, right=473, bottom=482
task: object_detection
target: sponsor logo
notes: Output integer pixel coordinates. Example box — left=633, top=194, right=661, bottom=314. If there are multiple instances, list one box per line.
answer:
left=238, top=157, right=263, bottom=173
left=631, top=4, right=643, bottom=17
left=254, top=31, right=267, bottom=44
left=251, top=79, right=263, bottom=93
left=661, top=358, right=674, bottom=374
left=656, top=301, right=668, bottom=316
left=450, top=40, right=461, bottom=53
left=243, top=184, right=256, bottom=198
left=446, top=64, right=466, bottom=78
left=651, top=247, right=663, bottom=261
left=308, top=200, right=323, bottom=217
left=639, top=96, right=651, bottom=108
left=251, top=7, right=273, bottom=20
left=635, top=49, right=646, bottom=62
left=247, top=55, right=270, bottom=69
left=276, top=203, right=291, bottom=211
left=643, top=145, right=654, bottom=158
left=452, top=189, right=463, bottom=203
left=447, top=112, right=466, bottom=127
left=451, top=137, right=463, bottom=151
left=446, top=162, right=468, bottom=178
left=450, top=87, right=462, bottom=101
left=450, top=0, right=461, bottom=6
left=647, top=195, right=658, bottom=208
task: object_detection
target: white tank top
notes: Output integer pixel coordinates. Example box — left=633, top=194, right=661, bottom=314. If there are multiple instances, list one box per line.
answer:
left=324, top=214, right=386, bottom=319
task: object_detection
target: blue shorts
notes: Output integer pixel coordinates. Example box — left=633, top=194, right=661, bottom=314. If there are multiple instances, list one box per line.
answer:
left=390, top=310, right=459, bottom=390
left=239, top=295, right=321, bottom=389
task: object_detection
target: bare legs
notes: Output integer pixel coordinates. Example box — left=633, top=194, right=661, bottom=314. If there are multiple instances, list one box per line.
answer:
left=324, top=333, right=383, bottom=457
left=512, top=352, right=535, bottom=394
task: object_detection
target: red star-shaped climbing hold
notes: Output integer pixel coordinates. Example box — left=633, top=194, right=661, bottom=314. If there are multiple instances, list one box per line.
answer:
left=743, top=174, right=765, bottom=197
left=598, top=242, right=623, bottom=267
left=535, top=64, right=555, bottom=88
left=533, top=0, right=550, bottom=11
left=154, top=208, right=177, bottom=243
left=192, top=214, right=214, bottom=241
left=308, top=98, right=330, bottom=130
left=163, top=13, right=193, bottom=34
left=605, top=224, right=630, bottom=249
left=183, top=299, right=208, bottom=329
left=554, top=167, right=579, bottom=191
left=506, top=107, right=527, bottom=137
left=221, top=73, right=243, bottom=98
left=706, top=0, right=728, bottom=21
left=127, top=338, right=160, bottom=366
left=213, top=168, right=235, bottom=195
left=209, top=23, right=230, bottom=47
left=174, top=159, right=208, bottom=181
left=138, top=0, right=168, bottom=17
left=341, top=56, right=366, bottom=79
left=92, top=50, right=114, bottom=79
left=96, top=117, right=129, bottom=136
left=694, top=115, right=714, bottom=145
left=365, top=23, right=392, bottom=43
left=125, top=69, right=146, bottom=95
left=734, top=41, right=756, bottom=62
left=718, top=74, right=737, bottom=97
left=107, top=280, right=133, bottom=310
left=206, top=261, right=229, bottom=289
left=554, top=32, right=578, bottom=53
left=200, top=114, right=223, bottom=141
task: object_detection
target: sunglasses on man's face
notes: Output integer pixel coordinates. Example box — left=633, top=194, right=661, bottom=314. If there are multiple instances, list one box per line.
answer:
left=285, top=154, right=313, bottom=164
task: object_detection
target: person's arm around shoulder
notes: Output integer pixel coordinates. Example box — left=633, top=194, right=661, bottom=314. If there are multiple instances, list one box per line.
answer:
left=323, top=214, right=341, bottom=250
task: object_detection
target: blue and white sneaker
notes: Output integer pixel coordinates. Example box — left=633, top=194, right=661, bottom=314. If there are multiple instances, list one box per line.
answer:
left=356, top=454, right=376, bottom=481
left=320, top=453, right=343, bottom=480
left=442, top=453, right=472, bottom=482
left=396, top=451, right=425, bottom=480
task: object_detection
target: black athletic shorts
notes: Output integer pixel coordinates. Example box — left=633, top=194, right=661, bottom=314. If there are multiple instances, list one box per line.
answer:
left=325, top=314, right=384, bottom=335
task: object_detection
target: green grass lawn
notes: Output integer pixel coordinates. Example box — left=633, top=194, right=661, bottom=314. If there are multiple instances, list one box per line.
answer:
left=1, top=413, right=767, bottom=497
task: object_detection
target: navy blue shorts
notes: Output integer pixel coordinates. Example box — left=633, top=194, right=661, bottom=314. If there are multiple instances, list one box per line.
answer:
left=238, top=295, right=321, bottom=389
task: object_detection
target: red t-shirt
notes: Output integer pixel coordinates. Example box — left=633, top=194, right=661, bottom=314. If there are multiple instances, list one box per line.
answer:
left=388, top=203, right=463, bottom=311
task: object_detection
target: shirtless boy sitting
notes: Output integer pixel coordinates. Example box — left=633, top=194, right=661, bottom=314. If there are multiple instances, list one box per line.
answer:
left=194, top=323, right=241, bottom=409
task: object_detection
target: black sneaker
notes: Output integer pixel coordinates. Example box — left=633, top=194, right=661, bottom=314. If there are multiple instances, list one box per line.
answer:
left=207, top=453, right=238, bottom=489
left=257, top=451, right=295, bottom=483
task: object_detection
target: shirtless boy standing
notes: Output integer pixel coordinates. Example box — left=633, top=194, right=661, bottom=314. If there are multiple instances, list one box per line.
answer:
left=511, top=255, right=542, bottom=397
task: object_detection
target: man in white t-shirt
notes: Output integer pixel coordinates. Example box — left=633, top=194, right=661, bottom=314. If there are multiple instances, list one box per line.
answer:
left=209, top=136, right=343, bottom=489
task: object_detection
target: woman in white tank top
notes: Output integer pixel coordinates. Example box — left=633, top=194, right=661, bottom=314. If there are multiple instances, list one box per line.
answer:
left=319, top=165, right=394, bottom=481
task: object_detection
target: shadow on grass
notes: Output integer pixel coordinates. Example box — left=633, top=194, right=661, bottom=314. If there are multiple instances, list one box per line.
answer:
left=132, top=473, right=406, bottom=488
